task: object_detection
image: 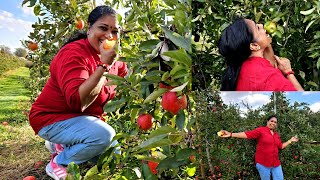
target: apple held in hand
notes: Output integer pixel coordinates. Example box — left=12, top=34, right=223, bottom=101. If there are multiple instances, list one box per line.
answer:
left=102, top=39, right=117, bottom=50
left=137, top=114, right=153, bottom=130
left=217, top=130, right=225, bottom=137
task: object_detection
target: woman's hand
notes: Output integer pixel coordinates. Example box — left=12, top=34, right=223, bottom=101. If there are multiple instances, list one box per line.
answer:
left=290, top=135, right=299, bottom=142
left=274, top=55, right=293, bottom=75
left=218, top=130, right=232, bottom=138
left=99, top=42, right=117, bottom=65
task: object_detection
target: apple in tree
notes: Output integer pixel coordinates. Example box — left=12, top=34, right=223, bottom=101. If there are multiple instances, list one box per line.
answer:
left=28, top=42, right=38, bottom=51
left=147, top=161, right=159, bottom=174
left=137, top=114, right=153, bottom=130
left=75, top=19, right=85, bottom=30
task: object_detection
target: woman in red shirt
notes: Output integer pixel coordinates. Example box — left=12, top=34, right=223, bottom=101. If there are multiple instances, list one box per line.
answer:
left=219, top=115, right=299, bottom=180
left=29, top=6, right=127, bottom=180
left=218, top=18, right=304, bottom=91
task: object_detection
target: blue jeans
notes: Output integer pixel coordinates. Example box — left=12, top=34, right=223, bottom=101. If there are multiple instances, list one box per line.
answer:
left=38, top=116, right=116, bottom=166
left=256, top=163, right=284, bottom=180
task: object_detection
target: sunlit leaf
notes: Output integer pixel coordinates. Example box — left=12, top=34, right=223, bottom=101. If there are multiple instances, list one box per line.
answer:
left=161, top=26, right=191, bottom=52
left=300, top=7, right=315, bottom=16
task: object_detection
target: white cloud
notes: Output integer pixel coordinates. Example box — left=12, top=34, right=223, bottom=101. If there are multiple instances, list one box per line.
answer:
left=18, top=4, right=35, bottom=17
left=0, top=10, right=33, bottom=50
left=0, top=10, right=33, bottom=33
left=302, top=92, right=313, bottom=96
left=309, top=102, right=320, bottom=112
left=221, top=92, right=271, bottom=114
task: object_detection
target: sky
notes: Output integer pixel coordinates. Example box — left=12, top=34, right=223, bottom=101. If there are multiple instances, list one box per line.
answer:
left=220, top=91, right=320, bottom=113
left=0, top=0, right=123, bottom=53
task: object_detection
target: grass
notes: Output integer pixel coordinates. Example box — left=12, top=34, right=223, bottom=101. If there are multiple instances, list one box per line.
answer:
left=0, top=67, right=51, bottom=179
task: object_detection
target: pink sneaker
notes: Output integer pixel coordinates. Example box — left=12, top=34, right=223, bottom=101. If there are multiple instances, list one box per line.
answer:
left=46, top=154, right=68, bottom=180
left=45, top=140, right=64, bottom=154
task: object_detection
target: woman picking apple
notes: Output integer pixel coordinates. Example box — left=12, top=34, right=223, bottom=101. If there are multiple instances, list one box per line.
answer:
left=218, top=115, right=299, bottom=180
left=28, top=6, right=126, bottom=180
left=218, top=18, right=304, bottom=91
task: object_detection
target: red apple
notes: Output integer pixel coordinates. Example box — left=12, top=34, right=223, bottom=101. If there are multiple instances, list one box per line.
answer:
left=137, top=114, right=153, bottom=130
left=23, top=176, right=36, bottom=180
left=75, top=19, right=85, bottom=30
left=2, top=121, right=8, bottom=126
left=161, top=92, right=187, bottom=115
left=147, top=161, right=159, bottom=174
left=28, top=42, right=38, bottom=51
left=102, top=39, right=117, bottom=50
left=34, top=161, right=44, bottom=169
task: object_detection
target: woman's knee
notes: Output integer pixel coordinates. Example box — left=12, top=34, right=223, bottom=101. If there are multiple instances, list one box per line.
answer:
left=91, top=123, right=116, bottom=149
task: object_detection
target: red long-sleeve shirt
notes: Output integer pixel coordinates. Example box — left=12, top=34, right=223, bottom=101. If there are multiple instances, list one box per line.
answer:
left=245, top=126, right=283, bottom=167
left=29, top=38, right=127, bottom=134
left=236, top=56, right=296, bottom=91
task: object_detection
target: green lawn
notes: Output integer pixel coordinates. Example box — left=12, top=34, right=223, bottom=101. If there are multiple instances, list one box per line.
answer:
left=0, top=67, right=50, bottom=179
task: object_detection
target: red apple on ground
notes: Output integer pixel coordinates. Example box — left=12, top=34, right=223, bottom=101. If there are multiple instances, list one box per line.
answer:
left=23, top=176, right=36, bottom=180
left=2, top=121, right=8, bottom=126
left=34, top=161, right=44, bottom=169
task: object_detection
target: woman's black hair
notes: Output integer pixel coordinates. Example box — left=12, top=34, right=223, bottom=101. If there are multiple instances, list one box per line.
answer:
left=62, top=5, right=117, bottom=47
left=266, top=115, right=277, bottom=122
left=218, top=18, right=254, bottom=91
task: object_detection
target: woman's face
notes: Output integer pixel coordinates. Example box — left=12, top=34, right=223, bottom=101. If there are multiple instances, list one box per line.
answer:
left=87, top=15, right=119, bottom=53
left=244, top=19, right=272, bottom=49
left=266, top=117, right=278, bottom=130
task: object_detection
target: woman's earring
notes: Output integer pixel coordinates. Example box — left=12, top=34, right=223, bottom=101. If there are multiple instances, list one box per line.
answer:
left=257, top=46, right=261, bottom=50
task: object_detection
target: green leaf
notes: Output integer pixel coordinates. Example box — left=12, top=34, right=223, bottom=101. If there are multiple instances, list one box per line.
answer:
left=97, top=147, right=115, bottom=172
left=104, top=73, right=126, bottom=81
left=176, top=148, right=195, bottom=161
left=28, top=0, right=36, bottom=7
left=142, top=163, right=157, bottom=180
left=317, top=57, right=320, bottom=69
left=176, top=110, right=185, bottom=130
left=103, top=98, right=126, bottom=113
left=170, top=64, right=186, bottom=76
left=22, top=0, right=30, bottom=6
left=149, top=126, right=177, bottom=138
left=157, top=157, right=186, bottom=169
left=66, top=162, right=81, bottom=180
left=132, top=1, right=143, bottom=16
left=307, top=81, right=318, bottom=87
left=131, top=108, right=140, bottom=122
left=170, top=81, right=189, bottom=92
left=134, top=155, right=159, bottom=162
left=144, top=88, right=168, bottom=104
left=300, top=7, right=315, bottom=16
left=139, top=134, right=168, bottom=149
left=84, top=165, right=107, bottom=180
left=161, top=26, right=191, bottom=52
left=186, top=164, right=196, bottom=177
left=140, top=40, right=161, bottom=51
left=112, top=133, right=130, bottom=142
left=162, top=49, right=192, bottom=67
left=305, top=20, right=316, bottom=33
left=33, top=4, right=41, bottom=16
